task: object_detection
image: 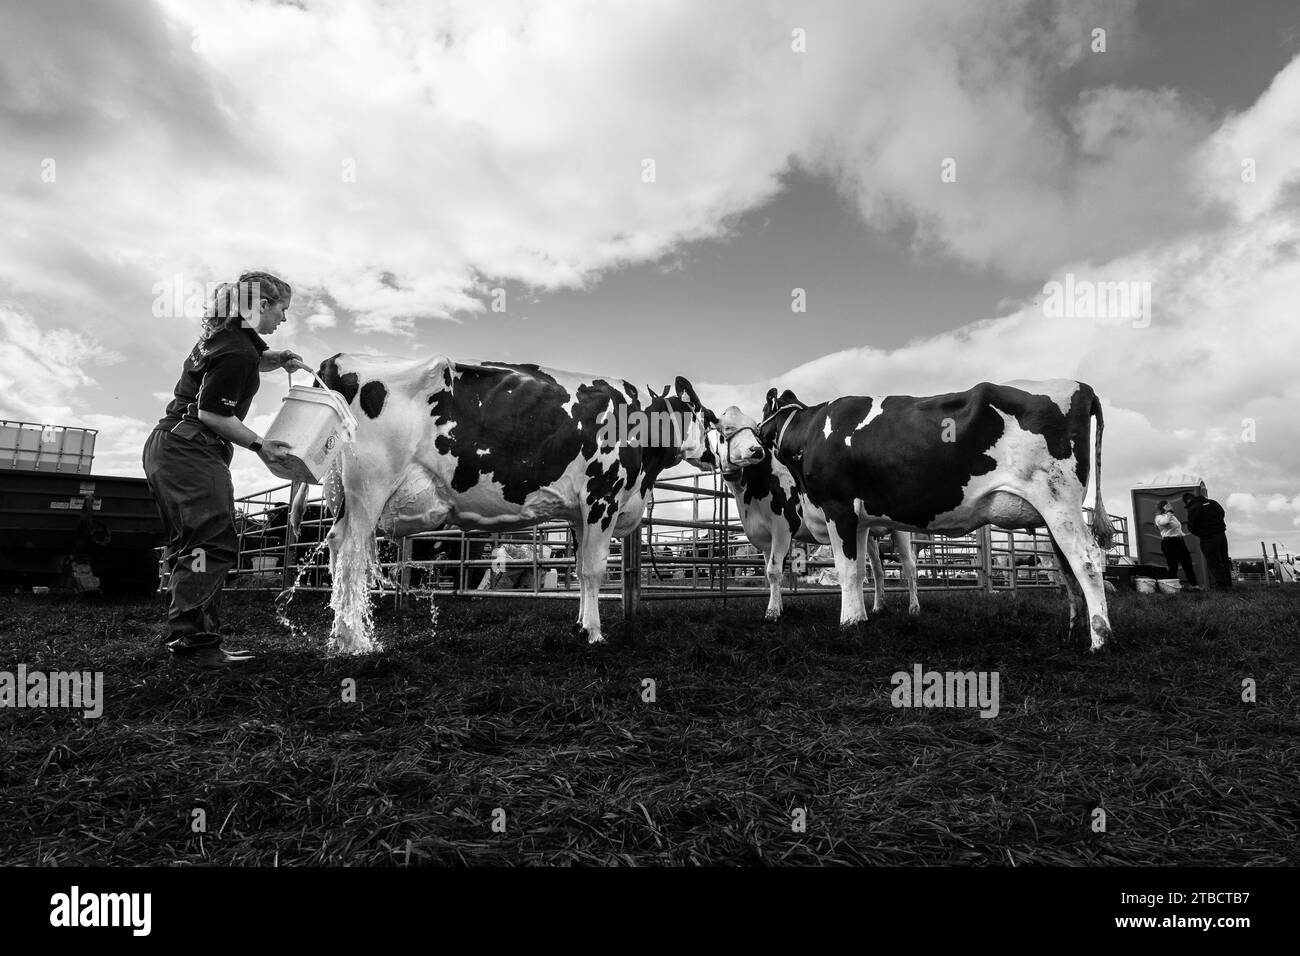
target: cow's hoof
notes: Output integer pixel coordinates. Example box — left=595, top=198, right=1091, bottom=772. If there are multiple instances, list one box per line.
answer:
left=763, top=611, right=781, bottom=623
left=907, top=604, right=920, bottom=617
left=586, top=633, right=606, bottom=646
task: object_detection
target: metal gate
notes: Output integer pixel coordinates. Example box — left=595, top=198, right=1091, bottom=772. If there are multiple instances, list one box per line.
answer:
left=161, top=474, right=1129, bottom=606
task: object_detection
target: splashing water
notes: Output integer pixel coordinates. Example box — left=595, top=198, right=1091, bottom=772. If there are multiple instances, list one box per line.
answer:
left=327, top=539, right=389, bottom=655
left=402, top=567, right=442, bottom=640
left=274, top=537, right=332, bottom=643
left=387, top=543, right=442, bottom=642
left=315, top=437, right=386, bottom=655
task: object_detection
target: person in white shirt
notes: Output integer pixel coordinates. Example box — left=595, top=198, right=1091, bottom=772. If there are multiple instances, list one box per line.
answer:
left=1154, top=500, right=1199, bottom=589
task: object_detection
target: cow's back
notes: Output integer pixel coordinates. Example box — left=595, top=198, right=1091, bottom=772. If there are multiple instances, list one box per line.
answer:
left=321, top=354, right=664, bottom=533
left=793, top=381, right=1098, bottom=529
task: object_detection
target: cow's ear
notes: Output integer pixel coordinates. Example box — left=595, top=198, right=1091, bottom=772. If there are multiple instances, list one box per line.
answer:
left=675, top=375, right=701, bottom=409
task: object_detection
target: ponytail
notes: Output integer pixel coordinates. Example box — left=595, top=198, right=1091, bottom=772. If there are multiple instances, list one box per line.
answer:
left=198, top=271, right=292, bottom=345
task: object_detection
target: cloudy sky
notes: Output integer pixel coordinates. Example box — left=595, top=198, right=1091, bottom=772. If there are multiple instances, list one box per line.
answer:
left=2, top=0, right=1299, bottom=557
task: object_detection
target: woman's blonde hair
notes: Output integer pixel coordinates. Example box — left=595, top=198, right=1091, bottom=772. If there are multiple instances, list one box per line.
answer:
left=199, top=271, right=292, bottom=343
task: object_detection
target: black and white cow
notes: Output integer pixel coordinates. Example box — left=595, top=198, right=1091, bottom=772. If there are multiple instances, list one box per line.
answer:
left=295, top=354, right=715, bottom=653
left=743, top=379, right=1114, bottom=650
left=710, top=407, right=919, bottom=622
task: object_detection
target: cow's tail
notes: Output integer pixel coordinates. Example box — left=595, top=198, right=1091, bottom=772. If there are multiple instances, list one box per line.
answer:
left=289, top=481, right=309, bottom=537
left=1089, top=390, right=1115, bottom=550
left=289, top=461, right=346, bottom=537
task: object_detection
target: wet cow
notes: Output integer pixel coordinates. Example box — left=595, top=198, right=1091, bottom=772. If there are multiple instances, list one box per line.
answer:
left=741, top=380, right=1114, bottom=650
left=710, top=407, right=919, bottom=622
left=296, top=355, right=715, bottom=653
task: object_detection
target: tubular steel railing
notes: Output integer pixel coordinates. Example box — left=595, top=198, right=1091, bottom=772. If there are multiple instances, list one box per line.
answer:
left=155, top=472, right=1130, bottom=608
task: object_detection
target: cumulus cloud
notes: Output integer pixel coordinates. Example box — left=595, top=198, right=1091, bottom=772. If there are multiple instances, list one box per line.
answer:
left=2, top=0, right=1197, bottom=345
left=0, top=307, right=125, bottom=422
left=305, top=305, right=337, bottom=330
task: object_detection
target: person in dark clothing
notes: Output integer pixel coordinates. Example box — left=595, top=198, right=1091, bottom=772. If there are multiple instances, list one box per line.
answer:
left=142, top=272, right=308, bottom=667
left=1181, top=491, right=1233, bottom=590
left=1154, top=499, right=1199, bottom=589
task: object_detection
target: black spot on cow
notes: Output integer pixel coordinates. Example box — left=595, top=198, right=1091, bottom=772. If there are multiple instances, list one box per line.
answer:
left=585, top=457, right=625, bottom=529
left=427, top=364, right=631, bottom=505
left=318, top=354, right=359, bottom=405
left=417, top=361, right=707, bottom=528
left=359, top=380, right=387, bottom=419
left=738, top=453, right=802, bottom=537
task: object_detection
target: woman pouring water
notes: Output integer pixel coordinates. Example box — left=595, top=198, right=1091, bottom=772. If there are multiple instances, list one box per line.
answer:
left=142, top=272, right=310, bottom=668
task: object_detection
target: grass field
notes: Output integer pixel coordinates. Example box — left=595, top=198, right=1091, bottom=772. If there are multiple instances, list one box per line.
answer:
left=1, top=585, right=1297, bottom=865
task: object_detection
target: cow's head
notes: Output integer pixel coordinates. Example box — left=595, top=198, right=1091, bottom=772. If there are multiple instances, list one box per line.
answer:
left=656, top=376, right=717, bottom=470
left=758, top=386, right=806, bottom=445
left=761, top=386, right=805, bottom=420
left=710, top=406, right=766, bottom=477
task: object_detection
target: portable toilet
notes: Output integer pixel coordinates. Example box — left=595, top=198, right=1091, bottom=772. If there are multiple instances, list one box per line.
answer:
left=1130, top=477, right=1210, bottom=586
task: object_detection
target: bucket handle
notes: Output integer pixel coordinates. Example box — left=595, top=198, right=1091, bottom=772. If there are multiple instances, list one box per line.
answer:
left=287, top=367, right=358, bottom=437
left=287, top=366, right=334, bottom=392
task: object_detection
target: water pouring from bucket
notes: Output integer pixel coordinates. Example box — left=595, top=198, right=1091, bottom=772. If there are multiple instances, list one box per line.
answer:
left=265, top=369, right=362, bottom=644
left=262, top=368, right=358, bottom=485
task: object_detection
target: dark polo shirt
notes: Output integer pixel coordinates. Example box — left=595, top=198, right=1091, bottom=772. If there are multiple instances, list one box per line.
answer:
left=157, top=325, right=269, bottom=446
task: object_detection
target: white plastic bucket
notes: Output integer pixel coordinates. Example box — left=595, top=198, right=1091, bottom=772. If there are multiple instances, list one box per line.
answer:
left=1135, top=576, right=1156, bottom=594
left=1157, top=578, right=1182, bottom=594
left=262, top=369, right=357, bottom=484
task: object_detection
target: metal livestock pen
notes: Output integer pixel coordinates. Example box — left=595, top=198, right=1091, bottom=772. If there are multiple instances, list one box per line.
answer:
left=158, top=474, right=1130, bottom=610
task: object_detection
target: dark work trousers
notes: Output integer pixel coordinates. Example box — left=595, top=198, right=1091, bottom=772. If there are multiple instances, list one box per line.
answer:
left=142, top=426, right=239, bottom=650
left=1196, top=531, right=1234, bottom=590
left=1160, top=536, right=1198, bottom=587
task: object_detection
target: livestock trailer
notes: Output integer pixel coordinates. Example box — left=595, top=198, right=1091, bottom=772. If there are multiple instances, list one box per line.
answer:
left=1130, top=478, right=1210, bottom=586
left=0, top=421, right=163, bottom=593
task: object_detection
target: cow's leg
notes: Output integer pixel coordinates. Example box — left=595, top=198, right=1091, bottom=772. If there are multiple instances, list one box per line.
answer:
left=764, top=528, right=790, bottom=622
left=1029, top=494, right=1112, bottom=651
left=825, top=509, right=868, bottom=626
left=896, top=531, right=920, bottom=615
left=1049, top=537, right=1082, bottom=637
left=575, top=523, right=613, bottom=644
left=568, top=524, right=586, bottom=632
left=864, top=531, right=886, bottom=613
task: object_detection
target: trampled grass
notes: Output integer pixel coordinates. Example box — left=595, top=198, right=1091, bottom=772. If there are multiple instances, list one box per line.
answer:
left=1, top=586, right=1296, bottom=865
